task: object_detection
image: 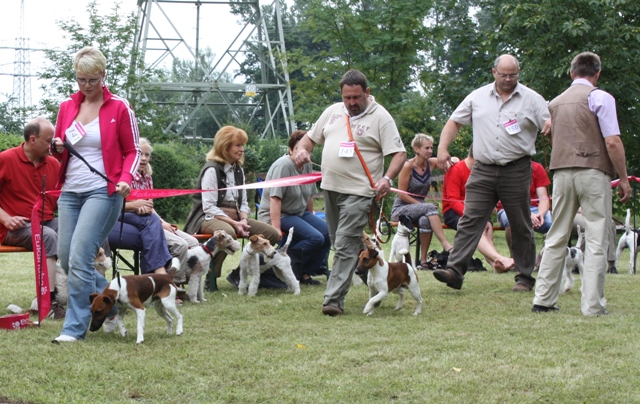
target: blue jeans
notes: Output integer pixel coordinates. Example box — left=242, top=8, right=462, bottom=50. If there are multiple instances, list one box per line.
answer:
left=497, top=206, right=552, bottom=234
left=280, top=211, right=331, bottom=276
left=57, top=187, right=122, bottom=340
left=108, top=212, right=172, bottom=274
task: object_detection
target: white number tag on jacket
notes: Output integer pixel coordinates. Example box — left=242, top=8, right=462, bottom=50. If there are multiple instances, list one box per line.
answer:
left=65, top=122, right=87, bottom=145
left=339, top=141, right=355, bottom=158
left=503, top=119, right=521, bottom=135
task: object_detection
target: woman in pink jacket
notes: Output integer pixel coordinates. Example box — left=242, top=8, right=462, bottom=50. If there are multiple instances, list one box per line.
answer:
left=52, top=47, right=140, bottom=343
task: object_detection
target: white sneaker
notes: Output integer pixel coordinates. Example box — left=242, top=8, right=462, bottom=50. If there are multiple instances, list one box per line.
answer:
left=53, top=335, right=77, bottom=343
left=103, top=315, right=117, bottom=333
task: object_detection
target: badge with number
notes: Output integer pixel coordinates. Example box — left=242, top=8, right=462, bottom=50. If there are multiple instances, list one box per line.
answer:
left=65, top=122, right=87, bottom=145
left=338, top=141, right=355, bottom=158
left=503, top=119, right=521, bottom=135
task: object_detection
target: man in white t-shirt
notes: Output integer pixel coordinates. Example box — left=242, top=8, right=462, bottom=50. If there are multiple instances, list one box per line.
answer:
left=295, top=69, right=406, bottom=316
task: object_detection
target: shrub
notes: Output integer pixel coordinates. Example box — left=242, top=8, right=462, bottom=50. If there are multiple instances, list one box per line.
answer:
left=151, top=142, right=207, bottom=223
left=0, top=132, right=23, bottom=152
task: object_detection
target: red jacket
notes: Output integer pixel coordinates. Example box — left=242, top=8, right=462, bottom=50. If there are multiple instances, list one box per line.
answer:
left=52, top=86, right=140, bottom=195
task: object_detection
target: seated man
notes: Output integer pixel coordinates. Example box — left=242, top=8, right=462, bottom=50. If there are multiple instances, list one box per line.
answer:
left=496, top=161, right=552, bottom=254
left=0, top=117, right=65, bottom=319
left=442, top=146, right=514, bottom=272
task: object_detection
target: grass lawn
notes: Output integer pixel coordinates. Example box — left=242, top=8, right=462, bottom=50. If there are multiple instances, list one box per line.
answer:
left=1, top=229, right=639, bottom=404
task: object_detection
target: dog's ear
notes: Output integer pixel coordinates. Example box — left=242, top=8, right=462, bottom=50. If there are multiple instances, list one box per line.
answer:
left=103, top=295, right=114, bottom=307
left=89, top=292, right=99, bottom=303
left=369, top=248, right=379, bottom=259
left=249, top=235, right=259, bottom=242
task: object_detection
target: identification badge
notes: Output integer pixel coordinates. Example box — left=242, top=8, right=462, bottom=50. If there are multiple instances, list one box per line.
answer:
left=338, top=141, right=355, bottom=158
left=65, top=122, right=87, bottom=145
left=503, top=119, right=521, bottom=135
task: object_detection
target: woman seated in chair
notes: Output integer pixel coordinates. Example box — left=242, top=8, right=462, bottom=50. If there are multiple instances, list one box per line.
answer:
left=107, top=138, right=174, bottom=275
left=183, top=126, right=281, bottom=289
left=258, top=130, right=331, bottom=285
left=390, top=133, right=453, bottom=269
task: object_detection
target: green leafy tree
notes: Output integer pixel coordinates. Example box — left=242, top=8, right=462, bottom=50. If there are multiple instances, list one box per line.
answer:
left=0, top=99, right=26, bottom=136
left=287, top=0, right=432, bottom=126
left=38, top=1, right=166, bottom=141
left=480, top=0, right=640, bottom=210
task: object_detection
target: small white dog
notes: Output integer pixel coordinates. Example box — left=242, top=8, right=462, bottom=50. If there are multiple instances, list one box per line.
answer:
left=561, top=225, right=585, bottom=293
left=238, top=234, right=277, bottom=296
left=175, top=230, right=241, bottom=303
left=354, top=248, right=423, bottom=316
left=615, top=209, right=640, bottom=274
left=258, top=227, right=300, bottom=295
left=389, top=214, right=413, bottom=263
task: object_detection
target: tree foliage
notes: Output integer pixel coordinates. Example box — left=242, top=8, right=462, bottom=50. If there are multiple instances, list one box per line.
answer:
left=479, top=0, right=640, bottom=210
left=287, top=0, right=432, bottom=126
left=37, top=1, right=167, bottom=142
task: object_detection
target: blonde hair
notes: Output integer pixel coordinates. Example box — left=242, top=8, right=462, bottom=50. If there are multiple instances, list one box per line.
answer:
left=411, top=133, right=434, bottom=150
left=139, top=138, right=153, bottom=176
left=206, top=126, right=249, bottom=165
left=73, top=46, right=106, bottom=75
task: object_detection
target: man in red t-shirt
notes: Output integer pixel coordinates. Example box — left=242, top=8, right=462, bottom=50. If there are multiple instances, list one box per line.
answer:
left=496, top=161, right=551, bottom=254
left=0, top=117, right=62, bottom=317
left=442, top=147, right=514, bottom=272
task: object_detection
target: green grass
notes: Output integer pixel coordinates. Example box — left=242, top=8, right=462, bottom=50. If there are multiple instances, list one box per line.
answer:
left=1, top=230, right=639, bottom=404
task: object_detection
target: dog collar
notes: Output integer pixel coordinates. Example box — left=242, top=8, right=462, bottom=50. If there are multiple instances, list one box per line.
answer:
left=396, top=229, right=411, bottom=237
left=202, top=244, right=214, bottom=257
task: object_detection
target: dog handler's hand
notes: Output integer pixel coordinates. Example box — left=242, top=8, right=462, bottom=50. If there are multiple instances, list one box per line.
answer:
left=437, top=151, right=453, bottom=173
left=293, top=149, right=311, bottom=167
left=375, top=178, right=391, bottom=197
left=116, top=182, right=130, bottom=198
left=618, top=178, right=632, bottom=203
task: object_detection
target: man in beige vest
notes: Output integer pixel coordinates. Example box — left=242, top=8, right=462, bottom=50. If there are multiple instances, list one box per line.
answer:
left=533, top=52, right=631, bottom=316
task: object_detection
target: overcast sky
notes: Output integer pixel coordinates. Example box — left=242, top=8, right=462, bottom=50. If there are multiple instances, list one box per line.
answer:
left=0, top=0, right=246, bottom=106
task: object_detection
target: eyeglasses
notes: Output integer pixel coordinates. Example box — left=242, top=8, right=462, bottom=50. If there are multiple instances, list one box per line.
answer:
left=495, top=71, right=519, bottom=80
left=76, top=77, right=102, bottom=86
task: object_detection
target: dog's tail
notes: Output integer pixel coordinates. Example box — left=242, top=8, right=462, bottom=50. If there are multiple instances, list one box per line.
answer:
left=282, top=227, right=294, bottom=254
left=166, top=257, right=180, bottom=280
left=625, top=209, right=632, bottom=234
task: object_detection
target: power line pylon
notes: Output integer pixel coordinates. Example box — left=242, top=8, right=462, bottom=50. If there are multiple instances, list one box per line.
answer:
left=134, top=0, right=295, bottom=139
left=13, top=0, right=32, bottom=119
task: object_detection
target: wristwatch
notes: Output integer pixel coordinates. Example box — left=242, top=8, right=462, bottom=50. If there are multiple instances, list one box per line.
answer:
left=383, top=175, right=393, bottom=186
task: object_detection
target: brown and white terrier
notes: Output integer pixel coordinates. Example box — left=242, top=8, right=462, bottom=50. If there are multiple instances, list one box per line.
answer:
left=238, top=234, right=277, bottom=296
left=89, top=261, right=183, bottom=344
left=355, top=248, right=423, bottom=316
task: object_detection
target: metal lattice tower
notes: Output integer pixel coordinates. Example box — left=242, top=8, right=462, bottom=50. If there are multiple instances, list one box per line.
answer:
left=134, top=0, right=295, bottom=139
left=13, top=0, right=32, bottom=114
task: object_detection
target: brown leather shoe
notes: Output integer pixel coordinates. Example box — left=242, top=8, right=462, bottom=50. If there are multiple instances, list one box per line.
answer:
left=512, top=283, right=532, bottom=292
left=322, top=305, right=343, bottom=316
left=433, top=268, right=463, bottom=290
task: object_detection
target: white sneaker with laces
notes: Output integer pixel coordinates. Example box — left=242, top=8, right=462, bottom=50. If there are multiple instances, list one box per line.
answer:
left=103, top=315, right=117, bottom=333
